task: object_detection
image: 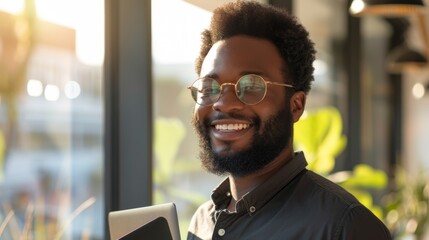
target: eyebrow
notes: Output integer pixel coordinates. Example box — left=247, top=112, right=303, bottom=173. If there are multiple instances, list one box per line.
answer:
left=240, top=70, right=265, bottom=76
left=203, top=73, right=218, bottom=79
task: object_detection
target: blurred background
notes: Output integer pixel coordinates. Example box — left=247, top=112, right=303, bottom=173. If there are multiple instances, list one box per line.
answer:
left=0, top=0, right=428, bottom=239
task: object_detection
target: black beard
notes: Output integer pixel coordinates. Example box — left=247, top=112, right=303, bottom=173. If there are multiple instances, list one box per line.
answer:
left=192, top=107, right=292, bottom=177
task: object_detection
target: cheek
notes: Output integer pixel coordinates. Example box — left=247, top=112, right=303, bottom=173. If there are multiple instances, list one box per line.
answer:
left=193, top=104, right=210, bottom=123
left=256, top=95, right=289, bottom=129
left=260, top=93, right=288, bottom=114
left=192, top=106, right=199, bottom=122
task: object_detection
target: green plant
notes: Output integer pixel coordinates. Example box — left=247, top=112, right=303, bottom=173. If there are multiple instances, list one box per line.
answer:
left=0, top=197, right=96, bottom=239
left=153, top=117, right=208, bottom=238
left=294, top=107, right=388, bottom=219
left=153, top=117, right=206, bottom=205
left=383, top=167, right=429, bottom=239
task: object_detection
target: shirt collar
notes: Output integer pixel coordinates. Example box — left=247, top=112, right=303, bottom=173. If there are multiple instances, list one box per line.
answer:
left=210, top=151, right=308, bottom=215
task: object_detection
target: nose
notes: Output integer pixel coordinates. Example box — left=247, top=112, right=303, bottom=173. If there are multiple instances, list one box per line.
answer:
left=212, top=84, right=245, bottom=112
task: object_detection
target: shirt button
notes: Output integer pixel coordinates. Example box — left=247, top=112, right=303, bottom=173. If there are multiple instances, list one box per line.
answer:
left=218, top=228, right=226, bottom=236
left=249, top=206, right=256, bottom=213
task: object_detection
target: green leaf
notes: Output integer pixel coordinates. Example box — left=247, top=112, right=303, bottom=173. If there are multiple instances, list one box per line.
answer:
left=311, top=154, right=335, bottom=176
left=165, top=186, right=207, bottom=205
left=341, top=164, right=388, bottom=189
left=154, top=118, right=186, bottom=176
left=294, top=107, right=347, bottom=175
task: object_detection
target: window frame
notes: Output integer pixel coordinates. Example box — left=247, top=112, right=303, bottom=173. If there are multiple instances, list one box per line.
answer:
left=104, top=0, right=153, bottom=236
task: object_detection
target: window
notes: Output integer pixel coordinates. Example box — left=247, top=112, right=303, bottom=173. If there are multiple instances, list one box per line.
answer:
left=151, top=1, right=222, bottom=238
left=0, top=0, right=104, bottom=239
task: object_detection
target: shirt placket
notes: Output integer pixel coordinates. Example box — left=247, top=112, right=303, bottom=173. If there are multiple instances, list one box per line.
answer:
left=212, top=209, right=240, bottom=240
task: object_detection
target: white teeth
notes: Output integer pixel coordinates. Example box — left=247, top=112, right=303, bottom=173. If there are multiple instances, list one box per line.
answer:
left=215, top=123, right=250, bottom=131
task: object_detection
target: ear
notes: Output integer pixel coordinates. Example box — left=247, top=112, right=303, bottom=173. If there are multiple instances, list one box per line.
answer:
left=290, top=91, right=306, bottom=123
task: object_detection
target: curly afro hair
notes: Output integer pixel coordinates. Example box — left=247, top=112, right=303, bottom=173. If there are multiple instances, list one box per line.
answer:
left=195, top=1, right=316, bottom=94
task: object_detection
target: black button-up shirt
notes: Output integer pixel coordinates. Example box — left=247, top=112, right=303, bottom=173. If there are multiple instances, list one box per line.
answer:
left=187, top=152, right=391, bottom=240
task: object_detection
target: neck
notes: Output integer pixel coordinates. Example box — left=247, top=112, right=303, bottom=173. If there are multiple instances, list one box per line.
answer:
left=227, top=147, right=294, bottom=212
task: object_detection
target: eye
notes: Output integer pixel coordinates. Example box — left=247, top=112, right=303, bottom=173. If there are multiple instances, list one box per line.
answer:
left=238, top=75, right=265, bottom=94
left=201, top=87, right=219, bottom=96
left=243, top=83, right=264, bottom=92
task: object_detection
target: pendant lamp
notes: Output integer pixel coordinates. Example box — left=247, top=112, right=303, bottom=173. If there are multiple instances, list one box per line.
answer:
left=350, top=0, right=426, bottom=16
left=387, top=45, right=428, bottom=73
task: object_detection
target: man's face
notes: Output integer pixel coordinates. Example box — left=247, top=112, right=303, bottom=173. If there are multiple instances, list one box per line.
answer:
left=192, top=35, right=294, bottom=177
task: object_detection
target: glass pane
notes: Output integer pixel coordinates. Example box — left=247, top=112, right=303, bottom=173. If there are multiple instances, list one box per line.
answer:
left=0, top=0, right=104, bottom=239
left=295, top=0, right=347, bottom=113
left=294, top=0, right=349, bottom=170
left=151, top=1, right=222, bottom=239
left=361, top=16, right=391, bottom=169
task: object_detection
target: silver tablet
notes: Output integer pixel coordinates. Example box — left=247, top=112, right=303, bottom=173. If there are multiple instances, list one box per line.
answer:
left=108, top=202, right=181, bottom=240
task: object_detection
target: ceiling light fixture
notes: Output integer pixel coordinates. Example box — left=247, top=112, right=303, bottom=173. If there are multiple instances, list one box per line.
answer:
left=350, top=0, right=426, bottom=17
left=411, top=82, right=429, bottom=98
left=387, top=45, right=428, bottom=73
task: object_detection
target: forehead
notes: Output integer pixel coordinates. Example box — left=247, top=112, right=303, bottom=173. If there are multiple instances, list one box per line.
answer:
left=200, top=35, right=285, bottom=79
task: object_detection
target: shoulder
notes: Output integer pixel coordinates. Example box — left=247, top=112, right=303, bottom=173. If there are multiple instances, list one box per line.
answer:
left=187, top=200, right=216, bottom=239
left=299, top=170, right=366, bottom=205
left=190, top=200, right=215, bottom=222
left=336, top=204, right=392, bottom=239
left=302, top=171, right=391, bottom=239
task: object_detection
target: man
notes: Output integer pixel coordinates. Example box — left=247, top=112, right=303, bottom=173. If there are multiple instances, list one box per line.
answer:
left=187, top=1, right=392, bottom=239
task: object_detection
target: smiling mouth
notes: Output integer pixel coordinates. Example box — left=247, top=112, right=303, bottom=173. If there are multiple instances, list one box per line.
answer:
left=214, top=123, right=250, bottom=131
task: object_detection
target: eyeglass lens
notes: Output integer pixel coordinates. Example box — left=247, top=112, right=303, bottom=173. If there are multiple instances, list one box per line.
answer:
left=190, top=74, right=267, bottom=106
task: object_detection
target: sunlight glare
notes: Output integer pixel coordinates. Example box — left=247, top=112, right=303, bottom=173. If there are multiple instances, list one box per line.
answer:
left=35, top=0, right=77, bottom=28
left=152, top=0, right=211, bottom=64
left=0, top=0, right=104, bottom=65
left=0, top=0, right=23, bottom=14
left=36, top=0, right=104, bottom=65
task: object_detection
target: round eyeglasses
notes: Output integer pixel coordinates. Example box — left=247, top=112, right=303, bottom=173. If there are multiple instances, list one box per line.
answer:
left=187, top=74, right=294, bottom=106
